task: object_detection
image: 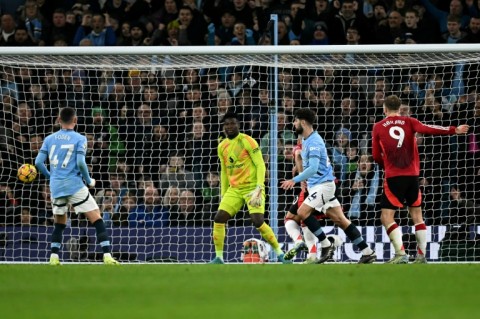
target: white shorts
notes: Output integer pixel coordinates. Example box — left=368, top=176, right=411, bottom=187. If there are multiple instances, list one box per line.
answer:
left=304, top=181, right=341, bottom=213
left=52, top=186, right=99, bottom=215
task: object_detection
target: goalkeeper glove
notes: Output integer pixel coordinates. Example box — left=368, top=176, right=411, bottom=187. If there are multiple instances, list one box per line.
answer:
left=247, top=186, right=263, bottom=208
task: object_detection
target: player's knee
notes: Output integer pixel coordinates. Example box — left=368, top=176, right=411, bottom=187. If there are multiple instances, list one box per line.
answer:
left=250, top=214, right=264, bottom=228
left=214, top=210, right=231, bottom=223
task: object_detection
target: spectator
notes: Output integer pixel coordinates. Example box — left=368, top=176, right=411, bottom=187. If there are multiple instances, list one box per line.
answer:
left=310, top=21, right=329, bottom=45
left=402, top=8, right=439, bottom=44
left=102, top=0, right=129, bottom=24
left=73, top=12, right=116, bottom=46
left=42, top=8, right=76, bottom=45
left=202, top=171, right=220, bottom=212
left=214, top=9, right=236, bottom=45
left=114, top=192, right=137, bottom=227
left=162, top=186, right=180, bottom=213
left=344, top=154, right=381, bottom=224
left=12, top=24, right=35, bottom=46
left=419, top=0, right=470, bottom=33
left=177, top=5, right=207, bottom=45
left=458, top=16, right=480, bottom=44
left=159, top=152, right=197, bottom=191
left=367, top=1, right=388, bottom=35
left=441, top=14, right=467, bottom=43
left=329, top=0, right=369, bottom=44
left=169, top=189, right=206, bottom=227
left=124, top=21, right=147, bottom=46
left=20, top=0, right=44, bottom=44
left=98, top=188, right=118, bottom=226
left=0, top=13, right=16, bottom=45
left=331, top=127, right=352, bottom=183
left=260, top=111, right=296, bottom=163
left=230, top=21, right=255, bottom=45
left=377, top=10, right=405, bottom=44
left=185, top=121, right=214, bottom=177
left=128, top=185, right=169, bottom=227
left=155, top=0, right=179, bottom=32
left=87, top=107, right=125, bottom=169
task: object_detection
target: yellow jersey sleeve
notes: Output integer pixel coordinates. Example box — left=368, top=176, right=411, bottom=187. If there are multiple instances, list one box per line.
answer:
left=218, top=140, right=229, bottom=197
left=241, top=134, right=266, bottom=188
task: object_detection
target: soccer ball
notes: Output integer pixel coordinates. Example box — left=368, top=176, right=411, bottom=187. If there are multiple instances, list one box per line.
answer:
left=17, top=164, right=37, bottom=183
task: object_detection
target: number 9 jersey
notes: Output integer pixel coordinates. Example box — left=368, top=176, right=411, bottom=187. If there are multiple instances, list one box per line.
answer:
left=372, top=116, right=456, bottom=178
left=38, top=129, right=88, bottom=198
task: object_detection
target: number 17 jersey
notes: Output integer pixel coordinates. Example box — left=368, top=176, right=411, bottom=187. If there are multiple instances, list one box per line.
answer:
left=372, top=116, right=455, bottom=178
left=39, top=129, right=88, bottom=198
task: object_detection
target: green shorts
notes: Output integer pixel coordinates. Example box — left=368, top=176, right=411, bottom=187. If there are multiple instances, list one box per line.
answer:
left=218, top=186, right=265, bottom=216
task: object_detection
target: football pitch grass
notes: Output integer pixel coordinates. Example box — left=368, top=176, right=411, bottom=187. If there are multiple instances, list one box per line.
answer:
left=1, top=264, right=478, bottom=319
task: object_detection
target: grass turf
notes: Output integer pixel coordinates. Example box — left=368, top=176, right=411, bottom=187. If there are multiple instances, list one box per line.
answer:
left=0, top=264, right=478, bottom=319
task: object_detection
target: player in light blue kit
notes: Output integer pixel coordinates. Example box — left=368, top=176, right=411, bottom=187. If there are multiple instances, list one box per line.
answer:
left=35, top=107, right=119, bottom=265
left=281, top=108, right=376, bottom=264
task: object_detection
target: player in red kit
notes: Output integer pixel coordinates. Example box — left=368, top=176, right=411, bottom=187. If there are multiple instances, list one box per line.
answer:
left=372, top=95, right=469, bottom=264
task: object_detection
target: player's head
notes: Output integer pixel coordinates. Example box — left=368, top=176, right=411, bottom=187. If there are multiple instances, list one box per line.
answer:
left=293, top=108, right=315, bottom=135
left=383, top=95, right=402, bottom=113
left=222, top=112, right=240, bottom=139
left=59, top=107, right=77, bottom=127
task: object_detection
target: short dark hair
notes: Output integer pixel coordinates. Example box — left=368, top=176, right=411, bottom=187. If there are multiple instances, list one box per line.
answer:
left=59, top=107, right=76, bottom=123
left=221, top=112, right=239, bottom=123
left=384, top=95, right=401, bottom=111
left=294, top=108, right=316, bottom=125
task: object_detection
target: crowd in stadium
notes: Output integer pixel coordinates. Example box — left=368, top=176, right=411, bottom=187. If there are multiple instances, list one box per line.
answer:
left=0, top=0, right=479, bottom=230
left=1, top=0, right=480, bottom=46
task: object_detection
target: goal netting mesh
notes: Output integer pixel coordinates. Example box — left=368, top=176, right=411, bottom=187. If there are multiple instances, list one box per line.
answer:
left=0, top=47, right=479, bottom=263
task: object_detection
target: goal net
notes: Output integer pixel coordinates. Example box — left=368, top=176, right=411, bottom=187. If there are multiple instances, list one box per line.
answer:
left=0, top=46, right=479, bottom=263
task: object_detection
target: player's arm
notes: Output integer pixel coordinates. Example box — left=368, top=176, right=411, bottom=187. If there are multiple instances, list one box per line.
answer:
left=371, top=125, right=384, bottom=168
left=218, top=144, right=229, bottom=198
left=411, top=118, right=468, bottom=135
left=77, top=137, right=95, bottom=187
left=244, top=136, right=265, bottom=207
left=294, top=148, right=303, bottom=173
left=292, top=156, right=319, bottom=183
left=244, top=136, right=266, bottom=187
left=34, top=148, right=50, bottom=179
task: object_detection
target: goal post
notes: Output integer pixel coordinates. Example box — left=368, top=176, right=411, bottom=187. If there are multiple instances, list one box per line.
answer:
left=0, top=44, right=479, bottom=263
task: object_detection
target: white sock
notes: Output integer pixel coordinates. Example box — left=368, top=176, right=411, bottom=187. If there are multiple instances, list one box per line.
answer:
left=415, top=222, right=427, bottom=256
left=285, top=219, right=303, bottom=244
left=361, top=247, right=374, bottom=255
left=386, top=222, right=405, bottom=255
left=50, top=253, right=59, bottom=258
left=320, top=238, right=332, bottom=248
left=103, top=253, right=112, bottom=258
left=302, top=226, right=318, bottom=259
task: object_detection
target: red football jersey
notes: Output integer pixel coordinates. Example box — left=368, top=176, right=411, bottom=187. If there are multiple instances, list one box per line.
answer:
left=372, top=116, right=456, bottom=178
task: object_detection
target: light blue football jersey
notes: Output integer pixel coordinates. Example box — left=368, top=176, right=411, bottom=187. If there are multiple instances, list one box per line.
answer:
left=301, top=131, right=335, bottom=188
left=39, top=129, right=88, bottom=198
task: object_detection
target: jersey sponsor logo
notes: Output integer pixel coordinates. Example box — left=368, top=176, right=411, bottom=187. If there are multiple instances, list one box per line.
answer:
left=309, top=146, right=321, bottom=151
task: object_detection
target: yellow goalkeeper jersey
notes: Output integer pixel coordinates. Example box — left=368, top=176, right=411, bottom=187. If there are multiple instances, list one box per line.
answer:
left=218, top=133, right=266, bottom=196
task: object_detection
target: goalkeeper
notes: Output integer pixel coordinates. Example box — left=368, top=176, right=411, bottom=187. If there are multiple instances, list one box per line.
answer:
left=209, top=112, right=290, bottom=264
